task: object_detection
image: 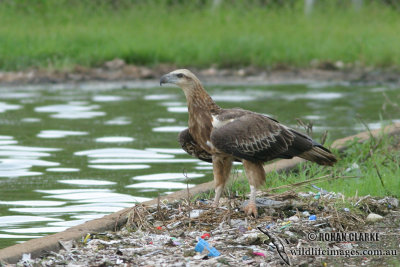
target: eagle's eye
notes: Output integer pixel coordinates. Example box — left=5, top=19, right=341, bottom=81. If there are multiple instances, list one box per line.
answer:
left=176, top=73, right=184, bottom=78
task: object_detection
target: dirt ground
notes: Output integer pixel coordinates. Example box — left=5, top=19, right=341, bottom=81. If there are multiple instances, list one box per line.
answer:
left=1, top=59, right=400, bottom=86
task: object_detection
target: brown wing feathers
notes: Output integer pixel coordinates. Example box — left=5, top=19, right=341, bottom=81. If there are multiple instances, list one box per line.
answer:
left=210, top=111, right=337, bottom=165
left=179, top=128, right=212, bottom=163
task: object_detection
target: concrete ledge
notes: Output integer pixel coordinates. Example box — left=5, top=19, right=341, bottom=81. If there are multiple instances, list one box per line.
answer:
left=1, top=123, right=399, bottom=263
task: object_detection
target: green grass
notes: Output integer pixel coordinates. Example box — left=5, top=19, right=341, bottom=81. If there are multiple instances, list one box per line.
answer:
left=225, top=133, right=400, bottom=198
left=1, top=1, right=400, bottom=70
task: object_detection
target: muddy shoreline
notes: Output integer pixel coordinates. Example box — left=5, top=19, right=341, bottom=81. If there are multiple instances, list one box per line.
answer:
left=1, top=60, right=400, bottom=85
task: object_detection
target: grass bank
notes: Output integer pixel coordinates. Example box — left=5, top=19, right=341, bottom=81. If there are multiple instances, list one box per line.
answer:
left=220, top=132, right=400, bottom=200
left=1, top=1, right=400, bottom=70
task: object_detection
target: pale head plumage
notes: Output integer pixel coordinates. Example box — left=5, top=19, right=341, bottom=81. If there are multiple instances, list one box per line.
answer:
left=160, top=69, right=202, bottom=90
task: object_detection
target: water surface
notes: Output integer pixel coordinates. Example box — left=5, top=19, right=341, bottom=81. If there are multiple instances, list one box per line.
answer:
left=0, top=81, right=399, bottom=248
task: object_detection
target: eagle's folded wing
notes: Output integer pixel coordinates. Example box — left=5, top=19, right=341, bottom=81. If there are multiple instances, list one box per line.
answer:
left=210, top=113, right=304, bottom=162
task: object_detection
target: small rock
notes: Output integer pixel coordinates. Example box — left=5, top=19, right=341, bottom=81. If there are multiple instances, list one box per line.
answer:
left=366, top=213, right=384, bottom=222
left=103, top=58, right=125, bottom=70
left=335, top=61, right=345, bottom=69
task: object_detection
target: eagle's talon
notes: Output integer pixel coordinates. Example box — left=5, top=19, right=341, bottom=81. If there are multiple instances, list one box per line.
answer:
left=244, top=202, right=258, bottom=218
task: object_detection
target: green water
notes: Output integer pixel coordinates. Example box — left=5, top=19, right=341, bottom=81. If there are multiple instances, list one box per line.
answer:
left=0, top=82, right=399, bottom=249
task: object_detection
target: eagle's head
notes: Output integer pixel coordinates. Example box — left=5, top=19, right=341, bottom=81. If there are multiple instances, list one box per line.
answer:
left=160, top=69, right=201, bottom=89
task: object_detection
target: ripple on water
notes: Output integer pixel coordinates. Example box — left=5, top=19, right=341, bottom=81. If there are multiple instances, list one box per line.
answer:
left=156, top=118, right=176, bottom=123
left=0, top=150, right=50, bottom=157
left=92, top=95, right=123, bottom=102
left=0, top=156, right=59, bottom=177
left=132, top=173, right=204, bottom=181
left=0, top=92, right=37, bottom=99
left=36, top=188, right=150, bottom=203
left=21, top=118, right=41, bottom=123
left=75, top=148, right=174, bottom=158
left=88, top=158, right=198, bottom=164
left=3, top=227, right=68, bottom=234
left=126, top=181, right=195, bottom=189
left=105, top=116, right=131, bottom=125
left=37, top=130, right=88, bottom=139
left=1, top=158, right=59, bottom=167
left=0, top=102, right=21, bottom=113
left=0, top=136, right=17, bottom=145
left=0, top=216, right=62, bottom=226
left=282, top=92, right=343, bottom=101
left=167, top=106, right=188, bottom=113
left=0, top=145, right=61, bottom=152
left=46, top=168, right=80, bottom=172
left=0, top=170, right=42, bottom=178
left=35, top=103, right=105, bottom=119
left=88, top=164, right=150, bottom=170
left=58, top=179, right=116, bottom=186
left=145, top=148, right=187, bottom=154
left=152, top=126, right=186, bottom=133
left=144, top=94, right=177, bottom=100
left=0, top=200, right=66, bottom=207
left=10, top=204, right=133, bottom=214
left=211, top=94, right=257, bottom=102
left=0, top=234, right=42, bottom=239
left=0, top=140, right=18, bottom=145
left=95, top=137, right=135, bottom=143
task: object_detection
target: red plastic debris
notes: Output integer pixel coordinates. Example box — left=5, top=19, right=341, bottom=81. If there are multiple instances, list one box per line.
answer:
left=253, top=252, right=265, bottom=257
left=156, top=226, right=162, bottom=230
left=201, top=233, right=211, bottom=239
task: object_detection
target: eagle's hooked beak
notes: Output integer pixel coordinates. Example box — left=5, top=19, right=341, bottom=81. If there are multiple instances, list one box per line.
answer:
left=160, top=73, right=176, bottom=86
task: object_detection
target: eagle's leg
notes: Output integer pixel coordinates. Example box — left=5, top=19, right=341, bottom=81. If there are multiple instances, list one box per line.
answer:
left=212, top=155, right=233, bottom=207
left=242, top=160, right=266, bottom=217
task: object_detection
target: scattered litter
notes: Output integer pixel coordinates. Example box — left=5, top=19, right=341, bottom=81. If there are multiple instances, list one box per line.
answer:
left=190, top=209, right=205, bottom=219
left=345, top=162, right=360, bottom=173
left=252, top=251, right=265, bottom=257
left=242, top=197, right=287, bottom=208
left=194, top=238, right=221, bottom=257
left=279, top=223, right=292, bottom=230
left=16, top=189, right=398, bottom=266
left=82, top=233, right=91, bottom=244
left=201, top=233, right=211, bottom=239
left=302, top=211, right=310, bottom=217
left=266, top=223, right=274, bottom=229
left=20, top=253, right=32, bottom=265
left=311, top=185, right=328, bottom=194
left=314, top=192, right=321, bottom=200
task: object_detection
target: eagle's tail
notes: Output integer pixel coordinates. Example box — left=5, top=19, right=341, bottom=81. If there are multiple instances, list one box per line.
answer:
left=299, top=145, right=337, bottom=166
